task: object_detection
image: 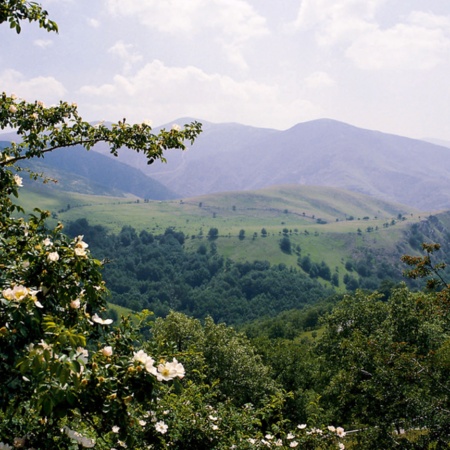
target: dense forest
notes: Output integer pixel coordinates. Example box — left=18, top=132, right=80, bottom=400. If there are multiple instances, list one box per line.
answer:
left=64, top=219, right=336, bottom=324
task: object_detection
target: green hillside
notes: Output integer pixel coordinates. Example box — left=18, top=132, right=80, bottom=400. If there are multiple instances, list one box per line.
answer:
left=17, top=182, right=429, bottom=293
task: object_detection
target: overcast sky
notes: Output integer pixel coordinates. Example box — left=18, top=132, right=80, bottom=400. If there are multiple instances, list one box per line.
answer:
left=1, top=0, right=450, bottom=141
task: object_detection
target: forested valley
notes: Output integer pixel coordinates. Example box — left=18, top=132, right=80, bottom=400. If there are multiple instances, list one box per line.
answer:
left=65, top=218, right=335, bottom=325
left=62, top=217, right=450, bottom=448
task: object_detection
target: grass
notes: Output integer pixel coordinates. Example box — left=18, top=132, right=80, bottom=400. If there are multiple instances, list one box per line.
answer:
left=16, top=182, right=427, bottom=289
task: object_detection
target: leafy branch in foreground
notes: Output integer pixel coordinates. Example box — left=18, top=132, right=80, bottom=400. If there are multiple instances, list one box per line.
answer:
left=0, top=0, right=58, bottom=33
left=401, top=242, right=448, bottom=290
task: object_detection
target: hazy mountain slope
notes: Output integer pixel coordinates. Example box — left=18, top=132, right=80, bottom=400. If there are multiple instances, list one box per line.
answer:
left=0, top=139, right=177, bottom=200
left=91, top=119, right=450, bottom=210
left=3, top=119, right=450, bottom=209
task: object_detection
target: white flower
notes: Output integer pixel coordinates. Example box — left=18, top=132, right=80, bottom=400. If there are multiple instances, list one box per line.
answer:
left=13, top=175, right=23, bottom=187
left=289, top=442, right=299, bottom=448
left=275, top=439, right=282, bottom=447
left=117, top=440, right=127, bottom=448
left=8, top=105, right=17, bottom=114
left=70, top=298, right=81, bottom=309
left=307, top=427, right=323, bottom=435
left=132, top=349, right=149, bottom=364
left=92, top=313, right=113, bottom=325
left=171, top=123, right=181, bottom=131
left=265, top=434, right=273, bottom=440
left=112, top=426, right=120, bottom=433
left=37, top=100, right=45, bottom=107
left=287, top=433, right=295, bottom=439
left=138, top=420, right=147, bottom=427
left=76, top=347, right=89, bottom=364
left=156, top=358, right=185, bottom=381
left=155, top=421, right=168, bottom=434
left=2, top=285, right=29, bottom=302
left=101, top=346, right=113, bottom=357
left=297, top=424, right=307, bottom=430
left=142, top=119, right=152, bottom=127
left=43, top=238, right=52, bottom=247
left=74, top=236, right=89, bottom=257
left=47, top=251, right=59, bottom=262
left=31, top=112, right=38, bottom=119
left=63, top=428, right=95, bottom=448
left=339, top=443, right=345, bottom=450
left=0, top=442, right=13, bottom=450
left=328, top=425, right=336, bottom=432
left=336, top=427, right=346, bottom=438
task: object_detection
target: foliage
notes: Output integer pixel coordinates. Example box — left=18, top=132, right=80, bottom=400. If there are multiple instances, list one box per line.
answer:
left=64, top=219, right=334, bottom=324
left=0, top=4, right=351, bottom=448
left=0, top=0, right=58, bottom=33
left=316, top=285, right=450, bottom=448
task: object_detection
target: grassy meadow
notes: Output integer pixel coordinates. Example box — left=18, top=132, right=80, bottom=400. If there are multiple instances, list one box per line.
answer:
left=17, top=182, right=427, bottom=289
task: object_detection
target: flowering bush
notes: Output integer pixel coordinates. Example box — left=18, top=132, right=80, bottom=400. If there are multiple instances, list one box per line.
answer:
left=0, top=3, right=350, bottom=448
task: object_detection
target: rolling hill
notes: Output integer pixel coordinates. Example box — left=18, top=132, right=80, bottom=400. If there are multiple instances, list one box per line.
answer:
left=3, top=118, right=450, bottom=210
left=91, top=118, right=450, bottom=211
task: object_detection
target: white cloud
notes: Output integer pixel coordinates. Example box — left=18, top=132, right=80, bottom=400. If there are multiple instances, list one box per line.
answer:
left=33, top=39, right=53, bottom=49
left=104, top=0, right=268, bottom=69
left=108, top=40, right=143, bottom=72
left=0, top=69, right=66, bottom=102
left=305, top=71, right=336, bottom=88
left=346, top=11, right=450, bottom=70
left=87, top=18, right=100, bottom=28
left=105, top=0, right=267, bottom=38
left=77, top=60, right=317, bottom=129
left=293, top=0, right=384, bottom=45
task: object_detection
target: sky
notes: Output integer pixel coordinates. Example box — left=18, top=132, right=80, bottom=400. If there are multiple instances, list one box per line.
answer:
left=1, top=0, right=450, bottom=141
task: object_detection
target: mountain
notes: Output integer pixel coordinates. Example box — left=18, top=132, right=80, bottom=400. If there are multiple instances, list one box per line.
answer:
left=3, top=118, right=450, bottom=210
left=0, top=139, right=177, bottom=200
left=92, top=118, right=450, bottom=211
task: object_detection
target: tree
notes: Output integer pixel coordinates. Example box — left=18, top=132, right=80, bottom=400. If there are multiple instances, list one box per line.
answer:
left=207, top=227, right=219, bottom=240
left=279, top=236, right=291, bottom=254
left=317, top=285, right=450, bottom=448
left=0, top=5, right=201, bottom=447
left=238, top=229, right=245, bottom=240
left=0, top=5, right=350, bottom=449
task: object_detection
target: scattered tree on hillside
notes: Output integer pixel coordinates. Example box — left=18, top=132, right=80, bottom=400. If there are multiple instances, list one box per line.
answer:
left=208, top=227, right=219, bottom=240
left=279, top=235, right=291, bottom=254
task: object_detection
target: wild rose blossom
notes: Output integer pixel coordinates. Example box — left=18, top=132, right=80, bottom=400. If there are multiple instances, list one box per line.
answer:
left=155, top=421, right=168, bottom=434
left=156, top=358, right=185, bottom=381
left=101, top=346, right=113, bottom=357
left=47, top=251, right=59, bottom=262
left=2, top=285, right=29, bottom=302
left=132, top=350, right=158, bottom=375
left=13, top=175, right=23, bottom=187
left=70, top=298, right=81, bottom=309
left=92, top=313, right=113, bottom=325
left=74, top=235, right=88, bottom=257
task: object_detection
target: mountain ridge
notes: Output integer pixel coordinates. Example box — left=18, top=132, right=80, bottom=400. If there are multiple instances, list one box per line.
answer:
left=2, top=118, right=450, bottom=210
left=92, top=118, right=450, bottom=210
